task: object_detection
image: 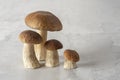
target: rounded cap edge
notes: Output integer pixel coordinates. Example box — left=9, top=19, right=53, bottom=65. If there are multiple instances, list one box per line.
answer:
left=19, top=30, right=42, bottom=44
left=64, top=49, right=80, bottom=62
left=44, top=39, right=63, bottom=50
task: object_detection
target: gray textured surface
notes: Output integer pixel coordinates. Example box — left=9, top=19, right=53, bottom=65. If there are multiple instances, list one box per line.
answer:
left=0, top=0, right=120, bottom=80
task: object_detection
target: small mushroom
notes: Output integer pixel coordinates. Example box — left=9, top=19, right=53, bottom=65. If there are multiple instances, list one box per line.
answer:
left=19, top=30, right=42, bottom=69
left=64, top=49, right=80, bottom=69
left=25, top=11, right=62, bottom=61
left=44, top=39, right=63, bottom=67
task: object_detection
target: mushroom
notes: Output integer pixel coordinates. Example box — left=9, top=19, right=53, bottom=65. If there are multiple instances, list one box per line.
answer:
left=25, top=11, right=62, bottom=61
left=19, top=30, right=42, bottom=69
left=44, top=39, right=63, bottom=67
left=64, top=49, right=80, bottom=69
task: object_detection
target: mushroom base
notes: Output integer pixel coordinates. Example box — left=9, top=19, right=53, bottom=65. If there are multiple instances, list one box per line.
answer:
left=23, top=44, right=40, bottom=69
left=35, top=30, right=47, bottom=61
left=64, top=60, right=77, bottom=69
left=45, top=50, right=59, bottom=67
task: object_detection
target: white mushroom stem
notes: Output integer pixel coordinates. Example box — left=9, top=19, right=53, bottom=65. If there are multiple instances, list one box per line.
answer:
left=45, top=50, right=59, bottom=67
left=23, top=43, right=40, bottom=68
left=64, top=60, right=77, bottom=69
left=34, top=30, right=47, bottom=61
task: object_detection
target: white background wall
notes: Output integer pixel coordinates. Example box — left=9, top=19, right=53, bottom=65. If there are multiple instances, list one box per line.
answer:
left=0, top=0, right=120, bottom=45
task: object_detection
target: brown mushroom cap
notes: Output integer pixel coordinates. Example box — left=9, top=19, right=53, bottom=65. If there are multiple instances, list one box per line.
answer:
left=25, top=11, right=62, bottom=31
left=19, top=30, right=42, bottom=44
left=64, top=49, right=80, bottom=62
left=44, top=39, right=63, bottom=50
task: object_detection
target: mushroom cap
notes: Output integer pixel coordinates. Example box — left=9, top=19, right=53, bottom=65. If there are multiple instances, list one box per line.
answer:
left=44, top=39, right=63, bottom=50
left=25, top=11, right=62, bottom=31
left=64, top=49, right=80, bottom=62
left=19, top=30, right=42, bottom=44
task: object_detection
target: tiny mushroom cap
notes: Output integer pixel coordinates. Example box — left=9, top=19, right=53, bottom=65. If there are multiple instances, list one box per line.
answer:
left=19, top=30, right=42, bottom=44
left=44, top=39, right=63, bottom=50
left=64, top=49, right=80, bottom=62
left=25, top=11, right=62, bottom=31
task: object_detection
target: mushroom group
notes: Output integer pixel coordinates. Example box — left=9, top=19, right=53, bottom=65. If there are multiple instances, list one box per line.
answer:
left=25, top=11, right=62, bottom=61
left=19, top=11, right=80, bottom=70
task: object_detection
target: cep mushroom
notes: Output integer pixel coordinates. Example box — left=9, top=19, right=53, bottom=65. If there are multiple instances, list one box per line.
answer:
left=25, top=11, right=62, bottom=61
left=19, top=30, right=42, bottom=69
left=64, top=49, right=80, bottom=69
left=44, top=39, right=63, bottom=67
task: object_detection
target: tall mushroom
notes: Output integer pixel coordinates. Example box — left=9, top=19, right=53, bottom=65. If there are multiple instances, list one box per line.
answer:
left=64, top=49, right=80, bottom=69
left=44, top=39, right=63, bottom=67
left=19, top=30, right=42, bottom=69
left=25, top=11, right=62, bottom=61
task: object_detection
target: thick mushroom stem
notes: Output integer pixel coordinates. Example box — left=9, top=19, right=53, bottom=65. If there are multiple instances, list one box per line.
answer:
left=64, top=60, right=77, bottom=69
left=34, top=30, right=47, bottom=61
left=23, top=43, right=40, bottom=68
left=45, top=50, right=59, bottom=67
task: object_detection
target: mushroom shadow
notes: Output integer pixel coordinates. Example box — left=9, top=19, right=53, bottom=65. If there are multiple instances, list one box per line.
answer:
left=39, top=61, right=45, bottom=67
left=77, top=40, right=113, bottom=68
left=67, top=34, right=115, bottom=68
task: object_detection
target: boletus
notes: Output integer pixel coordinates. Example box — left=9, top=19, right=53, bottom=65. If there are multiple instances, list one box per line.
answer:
left=44, top=39, right=63, bottom=67
left=25, top=11, right=62, bottom=61
left=19, top=30, right=42, bottom=69
left=64, top=49, right=80, bottom=69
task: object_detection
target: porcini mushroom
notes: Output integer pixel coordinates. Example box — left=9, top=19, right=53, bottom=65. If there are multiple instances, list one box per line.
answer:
left=19, top=30, right=42, bottom=68
left=25, top=11, right=62, bottom=61
left=64, top=49, right=80, bottom=69
left=44, top=39, right=63, bottom=67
